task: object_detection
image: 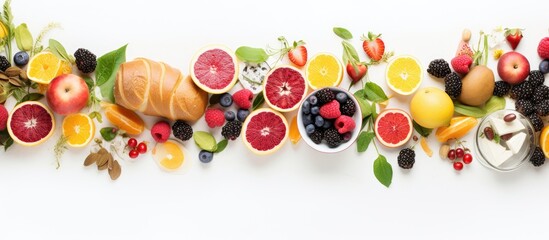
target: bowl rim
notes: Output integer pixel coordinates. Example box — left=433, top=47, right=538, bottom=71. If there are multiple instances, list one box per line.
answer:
left=297, top=87, right=362, bottom=153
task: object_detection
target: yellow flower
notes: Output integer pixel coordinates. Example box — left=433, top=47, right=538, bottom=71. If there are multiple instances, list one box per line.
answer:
left=493, top=49, right=504, bottom=60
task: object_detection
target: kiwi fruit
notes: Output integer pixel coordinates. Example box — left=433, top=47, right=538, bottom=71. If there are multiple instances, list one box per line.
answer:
left=458, top=65, right=495, bottom=106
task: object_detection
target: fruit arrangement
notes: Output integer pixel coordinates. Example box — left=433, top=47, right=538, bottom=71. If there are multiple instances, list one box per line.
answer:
left=1, top=1, right=549, bottom=187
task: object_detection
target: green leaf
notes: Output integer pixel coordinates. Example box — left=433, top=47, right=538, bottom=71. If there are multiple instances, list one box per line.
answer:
left=89, top=111, right=103, bottom=123
left=48, top=39, right=72, bottom=63
left=363, top=82, right=388, bottom=102
left=14, top=23, right=33, bottom=51
left=193, top=131, right=217, bottom=152
left=252, top=92, right=265, bottom=111
left=96, top=44, right=127, bottom=103
left=342, top=41, right=359, bottom=63
left=355, top=96, right=371, bottom=119
left=235, top=46, right=269, bottom=63
left=370, top=102, right=378, bottom=120
left=100, top=127, right=118, bottom=142
left=361, top=116, right=370, bottom=131
left=413, top=120, right=433, bottom=137
left=453, top=101, right=486, bottom=118
left=214, top=139, right=228, bottom=153
left=333, top=27, right=353, bottom=40
left=83, top=76, right=94, bottom=91
left=357, top=131, right=375, bottom=153
left=373, top=155, right=393, bottom=188
left=482, top=96, right=506, bottom=114
left=4, top=137, right=13, bottom=151
left=18, top=93, right=43, bottom=104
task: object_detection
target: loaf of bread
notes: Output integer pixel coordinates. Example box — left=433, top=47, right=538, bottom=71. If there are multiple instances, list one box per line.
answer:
left=114, top=58, right=208, bottom=121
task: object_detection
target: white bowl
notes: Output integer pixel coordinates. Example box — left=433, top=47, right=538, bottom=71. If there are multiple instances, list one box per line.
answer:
left=297, top=87, right=362, bottom=153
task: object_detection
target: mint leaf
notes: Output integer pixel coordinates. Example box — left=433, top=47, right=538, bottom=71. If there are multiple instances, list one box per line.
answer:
left=357, top=131, right=375, bottom=153
left=96, top=44, right=127, bottom=103
left=214, top=139, right=228, bottom=153
left=235, top=46, right=268, bottom=63
left=413, top=120, right=432, bottom=137
left=364, top=82, right=388, bottom=102
left=373, top=155, right=393, bottom=187
left=14, top=23, right=32, bottom=51
left=333, top=27, right=353, bottom=40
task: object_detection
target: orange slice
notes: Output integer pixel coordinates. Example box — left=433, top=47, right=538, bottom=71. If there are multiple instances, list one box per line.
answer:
left=540, top=126, right=549, bottom=159
left=305, top=53, right=343, bottom=89
left=102, top=102, right=145, bottom=135
left=62, top=113, right=95, bottom=147
left=386, top=55, right=422, bottom=95
left=152, top=140, right=185, bottom=171
left=289, top=115, right=301, bottom=144
left=27, top=52, right=62, bottom=84
left=56, top=60, right=73, bottom=76
left=435, top=116, right=478, bottom=142
left=420, top=136, right=433, bottom=157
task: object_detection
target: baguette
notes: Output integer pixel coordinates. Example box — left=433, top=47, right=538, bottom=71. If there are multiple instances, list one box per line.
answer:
left=114, top=58, right=207, bottom=121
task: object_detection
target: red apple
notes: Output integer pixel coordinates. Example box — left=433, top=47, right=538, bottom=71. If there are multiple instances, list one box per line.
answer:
left=46, top=74, right=89, bottom=115
left=497, top=51, right=530, bottom=85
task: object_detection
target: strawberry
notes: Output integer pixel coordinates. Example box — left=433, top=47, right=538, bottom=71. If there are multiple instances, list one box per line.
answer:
left=504, top=28, right=523, bottom=50
left=288, top=45, right=307, bottom=67
left=451, top=55, right=473, bottom=75
left=346, top=62, right=367, bottom=83
left=538, top=37, right=549, bottom=59
left=362, top=32, right=385, bottom=62
left=456, top=41, right=474, bottom=58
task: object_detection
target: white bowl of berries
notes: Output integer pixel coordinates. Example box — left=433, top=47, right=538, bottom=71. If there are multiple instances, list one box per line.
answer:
left=297, top=87, right=362, bottom=153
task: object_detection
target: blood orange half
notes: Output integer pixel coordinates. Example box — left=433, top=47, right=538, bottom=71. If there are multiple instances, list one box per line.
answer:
left=242, top=108, right=289, bottom=155
left=190, top=45, right=238, bottom=94
left=374, top=109, right=413, bottom=148
left=263, top=66, right=307, bottom=112
left=7, top=101, right=55, bottom=146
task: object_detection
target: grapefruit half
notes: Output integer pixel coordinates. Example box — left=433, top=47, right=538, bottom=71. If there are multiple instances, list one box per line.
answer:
left=242, top=108, right=289, bottom=155
left=7, top=101, right=55, bottom=146
left=190, top=45, right=238, bottom=94
left=374, top=109, right=413, bottom=148
left=263, top=66, right=307, bottom=112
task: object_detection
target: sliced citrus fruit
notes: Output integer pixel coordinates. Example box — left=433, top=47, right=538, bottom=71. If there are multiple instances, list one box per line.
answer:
left=7, top=101, right=55, bottom=146
left=305, top=53, right=343, bottom=89
left=62, top=113, right=95, bottom=147
left=374, top=108, right=413, bottom=148
left=56, top=60, right=73, bottom=76
left=420, top=136, right=433, bottom=157
left=289, top=115, right=301, bottom=144
left=102, top=102, right=145, bottom=135
left=242, top=108, right=289, bottom=155
left=27, top=52, right=62, bottom=84
left=435, top=116, right=478, bottom=142
left=152, top=140, right=185, bottom=171
left=386, top=55, right=422, bottom=95
left=263, top=66, right=307, bottom=112
left=539, top=125, right=549, bottom=159
left=190, top=45, right=238, bottom=94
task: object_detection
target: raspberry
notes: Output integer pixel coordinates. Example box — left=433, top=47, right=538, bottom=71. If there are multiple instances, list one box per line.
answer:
left=232, top=89, right=253, bottom=109
left=319, top=100, right=341, bottom=119
left=151, top=121, right=171, bottom=143
left=538, top=37, right=549, bottom=59
left=204, top=108, right=225, bottom=128
left=334, top=115, right=355, bottom=134
left=450, top=55, right=472, bottom=75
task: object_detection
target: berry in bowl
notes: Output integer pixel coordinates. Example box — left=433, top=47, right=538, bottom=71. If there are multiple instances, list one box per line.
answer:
left=297, top=87, right=362, bottom=153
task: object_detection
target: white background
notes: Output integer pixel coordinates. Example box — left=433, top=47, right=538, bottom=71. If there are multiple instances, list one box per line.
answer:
left=1, top=0, right=549, bottom=239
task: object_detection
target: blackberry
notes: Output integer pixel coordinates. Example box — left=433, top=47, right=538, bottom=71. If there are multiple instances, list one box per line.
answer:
left=535, top=99, right=549, bottom=116
left=323, top=128, right=342, bottom=148
left=340, top=98, right=356, bottom=116
left=527, top=113, right=544, bottom=132
left=444, top=72, right=462, bottom=99
left=74, top=48, right=97, bottom=73
left=172, top=120, right=193, bottom=141
left=221, top=121, right=242, bottom=140
left=530, top=147, right=545, bottom=167
left=493, top=81, right=511, bottom=97
left=309, top=129, right=324, bottom=144
left=427, top=59, right=451, bottom=78
left=0, top=55, right=10, bottom=71
left=515, top=99, right=535, bottom=115
left=397, top=148, right=415, bottom=169
left=532, top=85, right=549, bottom=103
left=528, top=70, right=545, bottom=87
left=315, top=88, right=335, bottom=105
left=510, top=81, right=534, bottom=100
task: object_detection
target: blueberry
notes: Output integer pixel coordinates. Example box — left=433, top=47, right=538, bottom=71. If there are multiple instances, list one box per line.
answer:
left=305, top=124, right=316, bottom=134
left=341, top=132, right=352, bottom=142
left=308, top=96, right=318, bottom=105
left=237, top=109, right=250, bottom=121
left=336, top=92, right=348, bottom=103
left=13, top=51, right=29, bottom=67
left=302, top=101, right=311, bottom=114
left=322, top=120, right=332, bottom=129
left=224, top=110, right=235, bottom=121
left=219, top=93, right=233, bottom=107
left=310, top=106, right=319, bottom=115
left=302, top=114, right=313, bottom=126
left=199, top=150, right=213, bottom=163
left=540, top=59, right=549, bottom=74
left=314, top=115, right=325, bottom=127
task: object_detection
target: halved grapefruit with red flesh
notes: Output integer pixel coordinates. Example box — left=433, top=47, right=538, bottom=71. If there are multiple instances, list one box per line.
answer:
left=190, top=45, right=238, bottom=94
left=263, top=66, right=307, bottom=112
left=374, top=109, right=413, bottom=148
left=242, top=108, right=289, bottom=155
left=7, top=101, right=55, bottom=146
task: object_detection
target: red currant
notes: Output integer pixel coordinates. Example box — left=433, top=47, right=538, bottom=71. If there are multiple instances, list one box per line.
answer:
left=463, top=154, right=473, bottom=164
left=456, top=148, right=464, bottom=158
left=137, top=142, right=147, bottom=154
left=129, top=149, right=139, bottom=159
left=453, top=161, right=464, bottom=171
left=127, top=138, right=138, bottom=148
left=448, top=149, right=456, bottom=160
